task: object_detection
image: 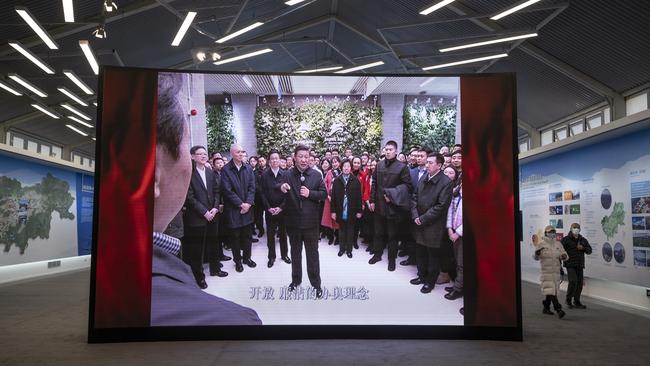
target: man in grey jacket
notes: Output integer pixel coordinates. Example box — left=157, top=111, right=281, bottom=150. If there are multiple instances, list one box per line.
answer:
left=409, top=152, right=453, bottom=294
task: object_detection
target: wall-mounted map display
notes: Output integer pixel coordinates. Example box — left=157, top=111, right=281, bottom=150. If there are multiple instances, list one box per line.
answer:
left=520, top=126, right=650, bottom=287
left=0, top=152, right=93, bottom=266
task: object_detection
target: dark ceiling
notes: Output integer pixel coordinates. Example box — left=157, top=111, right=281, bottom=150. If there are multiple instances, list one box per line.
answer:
left=1, top=0, right=649, bottom=157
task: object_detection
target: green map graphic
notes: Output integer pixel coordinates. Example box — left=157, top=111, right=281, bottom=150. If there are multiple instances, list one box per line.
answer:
left=0, top=173, right=75, bottom=254
left=601, top=202, right=625, bottom=240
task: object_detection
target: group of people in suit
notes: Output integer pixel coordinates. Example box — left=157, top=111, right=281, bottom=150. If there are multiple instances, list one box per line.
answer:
left=171, top=143, right=327, bottom=297
left=169, top=139, right=464, bottom=306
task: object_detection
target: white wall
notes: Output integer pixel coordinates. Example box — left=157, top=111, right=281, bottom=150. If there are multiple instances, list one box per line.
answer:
left=231, top=94, right=258, bottom=156
left=185, top=73, right=208, bottom=148
left=380, top=94, right=405, bottom=150
left=0, top=255, right=90, bottom=285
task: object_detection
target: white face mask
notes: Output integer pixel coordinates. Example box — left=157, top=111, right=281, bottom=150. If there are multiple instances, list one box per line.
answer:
left=572, top=228, right=580, bottom=235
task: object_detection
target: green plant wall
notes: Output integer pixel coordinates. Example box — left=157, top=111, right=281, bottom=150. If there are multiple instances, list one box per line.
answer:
left=206, top=104, right=235, bottom=154
left=254, top=102, right=383, bottom=157
left=403, top=104, right=457, bottom=152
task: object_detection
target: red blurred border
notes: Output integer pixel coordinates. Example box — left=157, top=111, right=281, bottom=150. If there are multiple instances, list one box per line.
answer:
left=460, top=74, right=519, bottom=327
left=91, top=68, right=157, bottom=328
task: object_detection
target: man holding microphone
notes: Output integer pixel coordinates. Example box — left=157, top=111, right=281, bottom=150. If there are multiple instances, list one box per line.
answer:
left=279, top=144, right=327, bottom=298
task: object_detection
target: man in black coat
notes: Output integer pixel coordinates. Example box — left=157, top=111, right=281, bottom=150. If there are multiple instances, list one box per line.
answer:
left=279, top=144, right=327, bottom=298
left=368, top=140, right=413, bottom=271
left=409, top=152, right=453, bottom=293
left=221, top=144, right=257, bottom=272
left=561, top=223, right=592, bottom=308
left=260, top=149, right=291, bottom=267
left=211, top=157, right=232, bottom=260
left=183, top=146, right=227, bottom=289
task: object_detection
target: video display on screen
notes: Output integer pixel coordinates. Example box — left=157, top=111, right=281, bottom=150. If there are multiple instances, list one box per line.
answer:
left=90, top=67, right=520, bottom=341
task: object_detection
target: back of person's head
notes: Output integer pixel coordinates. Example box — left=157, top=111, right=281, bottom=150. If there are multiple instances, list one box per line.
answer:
left=157, top=73, right=186, bottom=160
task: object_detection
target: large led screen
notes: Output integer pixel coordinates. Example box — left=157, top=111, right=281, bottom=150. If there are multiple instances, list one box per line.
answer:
left=89, top=67, right=521, bottom=341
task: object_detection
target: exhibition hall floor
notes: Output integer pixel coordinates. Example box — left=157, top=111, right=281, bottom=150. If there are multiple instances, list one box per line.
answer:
left=3, top=266, right=650, bottom=365
left=205, top=235, right=463, bottom=325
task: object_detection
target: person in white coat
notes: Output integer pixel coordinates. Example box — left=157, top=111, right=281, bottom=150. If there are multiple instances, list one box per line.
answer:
left=533, top=225, right=569, bottom=319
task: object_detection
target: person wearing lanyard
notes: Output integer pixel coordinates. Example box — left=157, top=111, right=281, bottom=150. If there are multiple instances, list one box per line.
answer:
left=445, top=183, right=463, bottom=301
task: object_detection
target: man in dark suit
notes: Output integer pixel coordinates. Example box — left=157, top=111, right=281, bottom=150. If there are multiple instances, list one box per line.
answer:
left=400, top=147, right=428, bottom=266
left=279, top=144, right=327, bottom=298
left=260, top=149, right=291, bottom=267
left=368, top=140, right=413, bottom=271
left=409, top=152, right=453, bottom=293
left=221, top=143, right=257, bottom=272
left=211, top=157, right=232, bottom=262
left=184, top=146, right=227, bottom=289
left=151, top=73, right=261, bottom=325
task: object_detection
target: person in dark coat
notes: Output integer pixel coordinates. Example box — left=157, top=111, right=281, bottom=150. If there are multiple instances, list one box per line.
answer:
left=212, top=157, right=231, bottom=259
left=400, top=147, right=427, bottom=265
left=221, top=144, right=257, bottom=272
left=184, top=146, right=227, bottom=289
left=151, top=74, right=261, bottom=325
left=331, top=159, right=363, bottom=258
left=260, top=149, right=291, bottom=267
left=250, top=156, right=265, bottom=239
left=561, top=223, right=592, bottom=309
left=369, top=140, right=413, bottom=271
left=409, top=152, right=453, bottom=293
left=279, top=144, right=327, bottom=298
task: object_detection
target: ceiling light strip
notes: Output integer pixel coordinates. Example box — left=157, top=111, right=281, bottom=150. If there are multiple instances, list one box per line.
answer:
left=58, top=87, right=88, bottom=106
left=491, top=0, right=542, bottom=21
left=63, top=70, right=94, bottom=95
left=79, top=40, right=99, bottom=75
left=422, top=53, right=508, bottom=71
left=68, top=115, right=94, bottom=128
left=62, top=0, right=75, bottom=22
left=15, top=7, right=59, bottom=49
left=8, top=41, right=55, bottom=74
left=66, top=124, right=88, bottom=136
left=295, top=66, right=344, bottom=74
left=334, top=61, right=385, bottom=74
left=171, top=11, right=197, bottom=46
left=8, top=73, right=47, bottom=97
left=213, top=48, right=273, bottom=65
left=61, top=103, right=92, bottom=120
left=216, top=22, right=264, bottom=43
left=440, top=33, right=538, bottom=52
left=419, top=0, right=456, bottom=16
left=31, top=104, right=60, bottom=119
left=0, top=80, right=22, bottom=96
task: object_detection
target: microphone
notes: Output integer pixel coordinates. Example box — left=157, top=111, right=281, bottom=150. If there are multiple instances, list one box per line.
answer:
left=299, top=173, right=306, bottom=208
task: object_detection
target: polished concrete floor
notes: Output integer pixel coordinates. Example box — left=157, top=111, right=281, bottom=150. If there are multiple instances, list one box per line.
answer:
left=1, top=269, right=648, bottom=366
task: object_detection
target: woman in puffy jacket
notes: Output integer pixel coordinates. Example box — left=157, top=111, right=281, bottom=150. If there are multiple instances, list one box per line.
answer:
left=533, top=225, right=568, bottom=319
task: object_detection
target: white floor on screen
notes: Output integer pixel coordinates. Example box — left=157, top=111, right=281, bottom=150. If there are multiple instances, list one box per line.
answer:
left=203, top=233, right=463, bottom=326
